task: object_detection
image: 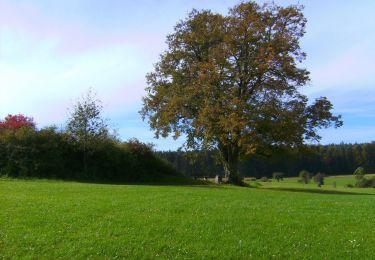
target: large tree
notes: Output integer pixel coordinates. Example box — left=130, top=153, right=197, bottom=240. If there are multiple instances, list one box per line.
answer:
left=141, top=2, right=342, bottom=183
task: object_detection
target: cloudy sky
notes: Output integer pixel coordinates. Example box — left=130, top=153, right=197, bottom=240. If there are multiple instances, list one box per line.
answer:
left=0, top=0, right=374, bottom=150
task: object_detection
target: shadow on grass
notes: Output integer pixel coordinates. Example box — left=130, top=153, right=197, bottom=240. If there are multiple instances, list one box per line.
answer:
left=73, top=177, right=211, bottom=187
left=64, top=177, right=253, bottom=189
left=0, top=175, right=213, bottom=187
left=264, top=187, right=374, bottom=196
left=1, top=176, right=255, bottom=189
left=74, top=175, right=248, bottom=189
left=78, top=179, right=249, bottom=189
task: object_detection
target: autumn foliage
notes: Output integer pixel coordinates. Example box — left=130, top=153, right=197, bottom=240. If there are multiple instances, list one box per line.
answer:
left=141, top=1, right=342, bottom=183
left=0, top=114, right=35, bottom=131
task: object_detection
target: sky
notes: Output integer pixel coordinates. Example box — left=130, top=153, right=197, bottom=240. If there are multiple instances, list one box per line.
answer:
left=0, top=0, right=374, bottom=150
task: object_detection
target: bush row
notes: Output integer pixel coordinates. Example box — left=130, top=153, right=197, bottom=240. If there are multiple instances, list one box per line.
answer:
left=0, top=126, right=181, bottom=182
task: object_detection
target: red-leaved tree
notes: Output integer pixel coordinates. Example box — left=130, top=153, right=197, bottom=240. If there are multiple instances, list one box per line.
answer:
left=0, top=114, right=36, bottom=131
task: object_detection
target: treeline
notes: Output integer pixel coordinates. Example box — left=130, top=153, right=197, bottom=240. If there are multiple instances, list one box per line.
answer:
left=158, top=142, right=375, bottom=178
left=0, top=91, right=186, bottom=183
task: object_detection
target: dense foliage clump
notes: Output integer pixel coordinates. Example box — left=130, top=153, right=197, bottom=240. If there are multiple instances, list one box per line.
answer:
left=299, top=170, right=311, bottom=184
left=354, top=167, right=365, bottom=180
left=313, top=172, right=325, bottom=187
left=0, top=114, right=35, bottom=131
left=353, top=167, right=375, bottom=188
left=0, top=115, right=181, bottom=183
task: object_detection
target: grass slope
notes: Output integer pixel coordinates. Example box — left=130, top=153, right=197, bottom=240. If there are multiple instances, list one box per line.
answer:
left=1, top=177, right=375, bottom=259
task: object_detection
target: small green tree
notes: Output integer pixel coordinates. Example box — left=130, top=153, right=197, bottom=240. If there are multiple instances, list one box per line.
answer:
left=299, top=170, right=310, bottom=184
left=354, top=167, right=365, bottom=180
left=314, top=172, right=325, bottom=187
left=353, top=167, right=372, bottom=187
left=66, top=89, right=109, bottom=175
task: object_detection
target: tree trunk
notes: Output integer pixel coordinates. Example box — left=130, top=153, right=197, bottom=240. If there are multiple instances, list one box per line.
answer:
left=222, top=157, right=241, bottom=184
left=83, top=140, right=88, bottom=177
left=218, top=142, right=242, bottom=184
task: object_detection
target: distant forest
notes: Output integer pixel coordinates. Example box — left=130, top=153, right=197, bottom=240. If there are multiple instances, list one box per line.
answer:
left=158, top=142, right=375, bottom=178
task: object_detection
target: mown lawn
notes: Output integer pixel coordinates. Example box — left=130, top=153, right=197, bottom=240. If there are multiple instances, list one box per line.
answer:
left=1, top=177, right=375, bottom=259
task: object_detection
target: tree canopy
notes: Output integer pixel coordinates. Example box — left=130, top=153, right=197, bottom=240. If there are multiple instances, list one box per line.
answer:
left=66, top=89, right=110, bottom=175
left=141, top=1, right=342, bottom=183
left=0, top=114, right=35, bottom=131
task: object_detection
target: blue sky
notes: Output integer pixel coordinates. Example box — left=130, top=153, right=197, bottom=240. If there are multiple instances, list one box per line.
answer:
left=0, top=0, right=374, bottom=150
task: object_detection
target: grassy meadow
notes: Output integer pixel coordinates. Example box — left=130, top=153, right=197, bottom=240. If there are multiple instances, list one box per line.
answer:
left=247, top=174, right=375, bottom=189
left=1, top=175, right=375, bottom=259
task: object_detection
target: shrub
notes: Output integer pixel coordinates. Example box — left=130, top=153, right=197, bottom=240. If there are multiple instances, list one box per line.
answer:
left=299, top=170, right=311, bottom=184
left=355, top=177, right=375, bottom=188
left=313, top=172, right=325, bottom=187
left=272, top=172, right=284, bottom=182
left=354, top=167, right=365, bottom=181
left=120, top=138, right=180, bottom=182
left=353, top=167, right=375, bottom=188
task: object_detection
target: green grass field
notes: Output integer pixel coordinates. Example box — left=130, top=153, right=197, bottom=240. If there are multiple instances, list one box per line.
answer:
left=1, top=175, right=375, bottom=259
left=247, top=174, right=375, bottom=189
